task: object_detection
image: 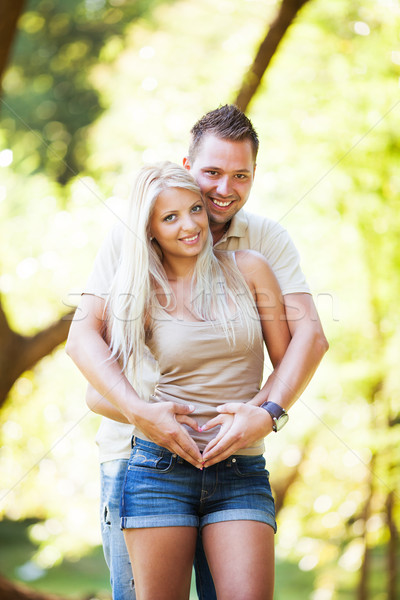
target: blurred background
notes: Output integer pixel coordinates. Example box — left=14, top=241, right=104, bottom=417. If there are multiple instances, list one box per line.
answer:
left=0, top=0, right=399, bottom=598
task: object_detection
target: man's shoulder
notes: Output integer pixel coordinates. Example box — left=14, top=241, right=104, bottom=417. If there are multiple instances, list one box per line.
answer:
left=238, top=210, right=289, bottom=251
left=93, top=221, right=125, bottom=263
left=83, top=221, right=125, bottom=295
left=106, top=221, right=125, bottom=250
left=231, top=211, right=310, bottom=295
left=242, top=209, right=286, bottom=235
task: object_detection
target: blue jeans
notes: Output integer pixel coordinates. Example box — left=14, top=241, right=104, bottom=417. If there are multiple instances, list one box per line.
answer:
left=100, top=458, right=217, bottom=600
left=100, top=459, right=134, bottom=600
left=120, top=438, right=276, bottom=531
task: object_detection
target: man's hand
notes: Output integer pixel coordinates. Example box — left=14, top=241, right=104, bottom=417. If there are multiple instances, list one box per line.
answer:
left=134, top=402, right=203, bottom=468
left=201, top=403, right=273, bottom=467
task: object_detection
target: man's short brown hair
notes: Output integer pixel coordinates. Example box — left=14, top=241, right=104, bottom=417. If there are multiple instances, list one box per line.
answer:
left=189, top=105, right=259, bottom=162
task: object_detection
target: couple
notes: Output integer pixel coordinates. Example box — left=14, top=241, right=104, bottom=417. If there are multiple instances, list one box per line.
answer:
left=67, top=105, right=328, bottom=600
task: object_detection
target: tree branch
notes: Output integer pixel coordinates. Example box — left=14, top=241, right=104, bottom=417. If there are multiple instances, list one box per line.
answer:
left=0, top=573, right=65, bottom=600
left=234, top=0, right=311, bottom=112
left=0, top=297, right=13, bottom=339
left=21, top=310, right=75, bottom=374
left=0, top=303, right=75, bottom=410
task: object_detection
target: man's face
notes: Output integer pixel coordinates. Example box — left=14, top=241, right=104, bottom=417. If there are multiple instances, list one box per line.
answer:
left=183, top=135, right=256, bottom=226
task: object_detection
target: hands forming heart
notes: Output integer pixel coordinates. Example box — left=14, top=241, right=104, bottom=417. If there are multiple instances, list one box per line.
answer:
left=137, top=401, right=273, bottom=469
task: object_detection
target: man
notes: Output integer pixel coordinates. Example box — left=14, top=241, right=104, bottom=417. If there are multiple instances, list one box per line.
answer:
left=67, top=105, right=328, bottom=599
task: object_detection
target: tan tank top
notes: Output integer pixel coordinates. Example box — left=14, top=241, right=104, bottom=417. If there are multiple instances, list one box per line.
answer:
left=140, top=311, right=265, bottom=455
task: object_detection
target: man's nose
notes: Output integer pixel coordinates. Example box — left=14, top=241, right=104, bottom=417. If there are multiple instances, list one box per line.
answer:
left=216, top=176, right=232, bottom=197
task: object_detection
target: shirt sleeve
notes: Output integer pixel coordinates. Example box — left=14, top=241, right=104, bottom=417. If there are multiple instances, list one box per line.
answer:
left=83, top=223, right=123, bottom=299
left=247, top=213, right=311, bottom=295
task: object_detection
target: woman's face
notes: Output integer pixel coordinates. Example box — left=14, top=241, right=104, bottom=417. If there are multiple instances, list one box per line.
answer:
left=149, top=187, right=209, bottom=263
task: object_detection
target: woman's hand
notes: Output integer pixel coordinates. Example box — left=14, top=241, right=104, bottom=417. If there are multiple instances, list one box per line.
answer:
left=134, top=401, right=203, bottom=469
left=201, top=403, right=273, bottom=467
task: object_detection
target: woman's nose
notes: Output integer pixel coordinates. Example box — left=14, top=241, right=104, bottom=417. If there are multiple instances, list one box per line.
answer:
left=181, top=213, right=197, bottom=231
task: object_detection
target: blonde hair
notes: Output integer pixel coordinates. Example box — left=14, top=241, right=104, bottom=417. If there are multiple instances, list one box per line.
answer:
left=106, top=161, right=260, bottom=391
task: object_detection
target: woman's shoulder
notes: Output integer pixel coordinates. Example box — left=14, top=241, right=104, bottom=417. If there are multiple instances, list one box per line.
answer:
left=234, top=250, right=279, bottom=290
left=234, top=249, right=270, bottom=271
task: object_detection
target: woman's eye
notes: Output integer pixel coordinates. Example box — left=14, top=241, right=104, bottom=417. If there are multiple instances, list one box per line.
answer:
left=191, top=205, right=202, bottom=213
left=164, top=214, right=175, bottom=222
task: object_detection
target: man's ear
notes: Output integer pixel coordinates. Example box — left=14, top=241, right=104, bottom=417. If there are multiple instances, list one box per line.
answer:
left=183, top=156, right=191, bottom=171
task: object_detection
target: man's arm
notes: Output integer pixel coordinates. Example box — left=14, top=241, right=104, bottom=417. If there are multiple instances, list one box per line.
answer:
left=86, top=384, right=129, bottom=423
left=259, top=292, right=328, bottom=409
left=66, top=293, right=203, bottom=467
left=201, top=291, right=328, bottom=467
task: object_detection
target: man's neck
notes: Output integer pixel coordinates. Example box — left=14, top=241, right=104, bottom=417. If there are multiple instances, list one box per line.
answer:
left=210, top=220, right=231, bottom=245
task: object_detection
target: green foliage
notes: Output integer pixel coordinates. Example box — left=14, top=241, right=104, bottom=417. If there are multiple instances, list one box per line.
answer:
left=1, top=0, right=174, bottom=184
left=0, top=0, right=400, bottom=597
left=0, top=518, right=110, bottom=595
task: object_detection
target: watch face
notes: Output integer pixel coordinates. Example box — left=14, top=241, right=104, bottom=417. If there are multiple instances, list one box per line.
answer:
left=275, top=413, right=289, bottom=431
left=260, top=402, right=289, bottom=432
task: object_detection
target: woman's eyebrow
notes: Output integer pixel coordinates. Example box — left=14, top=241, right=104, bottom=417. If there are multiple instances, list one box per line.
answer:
left=159, top=208, right=178, bottom=216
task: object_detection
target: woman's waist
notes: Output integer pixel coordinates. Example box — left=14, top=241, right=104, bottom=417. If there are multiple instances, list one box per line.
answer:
left=131, top=435, right=265, bottom=459
left=146, top=388, right=264, bottom=454
left=149, top=384, right=260, bottom=421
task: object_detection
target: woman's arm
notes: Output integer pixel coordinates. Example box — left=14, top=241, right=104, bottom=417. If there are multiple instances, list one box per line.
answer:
left=67, top=293, right=202, bottom=467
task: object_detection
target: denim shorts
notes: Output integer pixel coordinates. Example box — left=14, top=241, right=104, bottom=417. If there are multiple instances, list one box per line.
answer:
left=120, top=437, right=276, bottom=533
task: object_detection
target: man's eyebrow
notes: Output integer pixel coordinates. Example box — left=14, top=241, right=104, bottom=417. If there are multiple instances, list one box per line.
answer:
left=201, top=166, right=252, bottom=173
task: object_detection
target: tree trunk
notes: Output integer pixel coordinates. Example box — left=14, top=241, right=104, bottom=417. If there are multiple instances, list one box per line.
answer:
left=0, top=0, right=25, bottom=86
left=386, top=490, right=398, bottom=600
left=357, top=456, right=375, bottom=600
left=234, top=0, right=311, bottom=112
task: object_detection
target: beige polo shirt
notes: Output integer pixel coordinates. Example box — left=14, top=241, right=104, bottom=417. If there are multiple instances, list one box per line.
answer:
left=83, top=210, right=310, bottom=463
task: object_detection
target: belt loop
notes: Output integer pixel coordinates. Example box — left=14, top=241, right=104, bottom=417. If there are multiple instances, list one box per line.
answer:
left=131, top=435, right=136, bottom=449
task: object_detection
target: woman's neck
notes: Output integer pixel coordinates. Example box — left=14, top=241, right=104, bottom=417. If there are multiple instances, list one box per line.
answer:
left=162, top=256, right=197, bottom=281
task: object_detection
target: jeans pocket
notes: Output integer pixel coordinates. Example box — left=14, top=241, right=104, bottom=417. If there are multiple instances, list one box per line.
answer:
left=231, top=455, right=269, bottom=478
left=127, top=446, right=176, bottom=473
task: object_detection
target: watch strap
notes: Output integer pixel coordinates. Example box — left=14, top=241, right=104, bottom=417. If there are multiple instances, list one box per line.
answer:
left=260, top=401, right=288, bottom=432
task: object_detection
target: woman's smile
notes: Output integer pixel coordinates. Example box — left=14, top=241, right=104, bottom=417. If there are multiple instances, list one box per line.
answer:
left=150, top=187, right=209, bottom=263
left=179, top=232, right=201, bottom=244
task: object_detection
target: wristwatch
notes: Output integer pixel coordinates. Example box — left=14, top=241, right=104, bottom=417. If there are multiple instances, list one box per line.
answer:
left=260, top=401, right=289, bottom=432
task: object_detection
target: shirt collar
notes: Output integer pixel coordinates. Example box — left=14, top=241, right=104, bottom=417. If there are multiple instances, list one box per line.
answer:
left=214, top=209, right=248, bottom=246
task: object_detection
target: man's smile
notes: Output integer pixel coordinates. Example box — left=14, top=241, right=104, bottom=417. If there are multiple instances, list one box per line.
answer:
left=209, top=197, right=235, bottom=209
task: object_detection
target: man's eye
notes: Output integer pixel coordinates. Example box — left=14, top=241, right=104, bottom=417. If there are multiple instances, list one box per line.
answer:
left=235, top=174, right=247, bottom=180
left=206, top=171, right=218, bottom=176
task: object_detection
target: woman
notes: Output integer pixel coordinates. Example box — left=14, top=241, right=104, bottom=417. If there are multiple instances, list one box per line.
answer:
left=69, top=162, right=292, bottom=600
